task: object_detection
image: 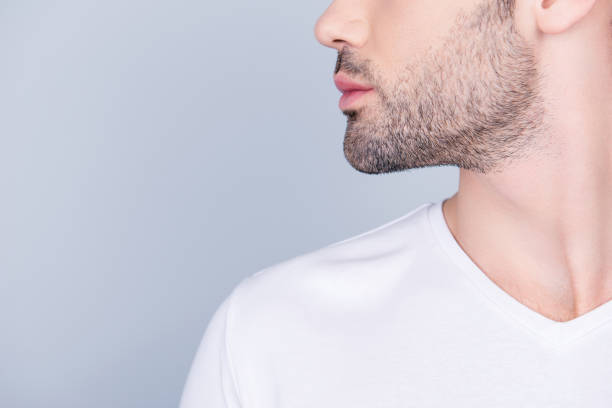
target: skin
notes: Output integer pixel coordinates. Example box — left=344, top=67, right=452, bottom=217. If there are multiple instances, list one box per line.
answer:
left=314, top=0, right=612, bottom=322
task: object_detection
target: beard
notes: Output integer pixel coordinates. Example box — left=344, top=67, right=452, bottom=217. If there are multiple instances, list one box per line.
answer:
left=337, top=0, right=550, bottom=175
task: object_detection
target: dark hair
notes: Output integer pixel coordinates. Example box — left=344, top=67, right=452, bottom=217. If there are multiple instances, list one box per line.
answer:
left=498, top=0, right=516, bottom=19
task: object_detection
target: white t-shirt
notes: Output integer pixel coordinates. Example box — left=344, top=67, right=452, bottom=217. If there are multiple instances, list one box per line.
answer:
left=179, top=199, right=612, bottom=407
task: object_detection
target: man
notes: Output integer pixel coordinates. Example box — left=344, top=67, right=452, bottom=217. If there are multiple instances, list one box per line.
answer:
left=180, top=0, right=612, bottom=406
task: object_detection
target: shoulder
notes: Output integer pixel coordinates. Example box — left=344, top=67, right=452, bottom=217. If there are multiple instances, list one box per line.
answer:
left=228, top=201, right=436, bottom=322
left=216, top=201, right=438, bottom=395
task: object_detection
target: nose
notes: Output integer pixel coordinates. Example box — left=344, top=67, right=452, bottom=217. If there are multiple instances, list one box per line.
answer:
left=314, top=1, right=370, bottom=51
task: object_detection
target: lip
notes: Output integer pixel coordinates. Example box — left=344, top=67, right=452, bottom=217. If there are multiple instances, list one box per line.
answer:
left=334, top=73, right=374, bottom=110
left=333, top=73, right=374, bottom=93
left=338, top=89, right=373, bottom=110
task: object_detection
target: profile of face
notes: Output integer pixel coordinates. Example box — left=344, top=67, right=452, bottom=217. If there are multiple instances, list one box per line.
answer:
left=315, top=0, right=549, bottom=175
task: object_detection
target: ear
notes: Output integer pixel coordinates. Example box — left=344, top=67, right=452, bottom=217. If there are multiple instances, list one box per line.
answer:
left=534, top=0, right=598, bottom=34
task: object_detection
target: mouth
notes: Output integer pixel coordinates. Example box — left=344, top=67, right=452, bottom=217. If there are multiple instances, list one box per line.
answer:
left=333, top=72, right=374, bottom=111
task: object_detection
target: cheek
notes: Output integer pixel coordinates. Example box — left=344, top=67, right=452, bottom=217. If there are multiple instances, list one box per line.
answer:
left=368, top=0, right=468, bottom=68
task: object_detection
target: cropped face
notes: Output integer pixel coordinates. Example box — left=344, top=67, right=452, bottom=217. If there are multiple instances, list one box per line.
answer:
left=314, top=0, right=548, bottom=175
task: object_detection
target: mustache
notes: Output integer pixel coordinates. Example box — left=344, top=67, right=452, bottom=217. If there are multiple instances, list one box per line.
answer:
left=334, top=47, right=368, bottom=77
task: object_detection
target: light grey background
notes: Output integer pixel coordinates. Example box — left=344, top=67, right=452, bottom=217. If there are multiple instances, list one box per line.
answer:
left=0, top=1, right=458, bottom=407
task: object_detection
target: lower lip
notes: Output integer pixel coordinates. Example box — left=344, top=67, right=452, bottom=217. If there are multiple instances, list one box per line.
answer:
left=339, top=89, right=373, bottom=110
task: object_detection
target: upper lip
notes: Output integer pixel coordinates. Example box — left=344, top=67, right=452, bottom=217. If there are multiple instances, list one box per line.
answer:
left=333, top=73, right=374, bottom=93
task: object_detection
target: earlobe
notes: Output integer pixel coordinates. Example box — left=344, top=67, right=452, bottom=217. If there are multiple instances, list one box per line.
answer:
left=534, top=0, right=598, bottom=34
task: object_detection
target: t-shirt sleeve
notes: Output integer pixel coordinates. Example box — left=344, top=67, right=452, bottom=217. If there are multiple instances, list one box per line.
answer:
left=179, top=288, right=243, bottom=408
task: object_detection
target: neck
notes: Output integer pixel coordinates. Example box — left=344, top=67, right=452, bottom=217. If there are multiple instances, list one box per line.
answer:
left=444, top=76, right=612, bottom=323
left=443, top=18, right=612, bottom=322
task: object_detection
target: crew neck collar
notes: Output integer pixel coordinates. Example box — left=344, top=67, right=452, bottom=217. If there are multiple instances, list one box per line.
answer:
left=426, top=198, right=612, bottom=349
